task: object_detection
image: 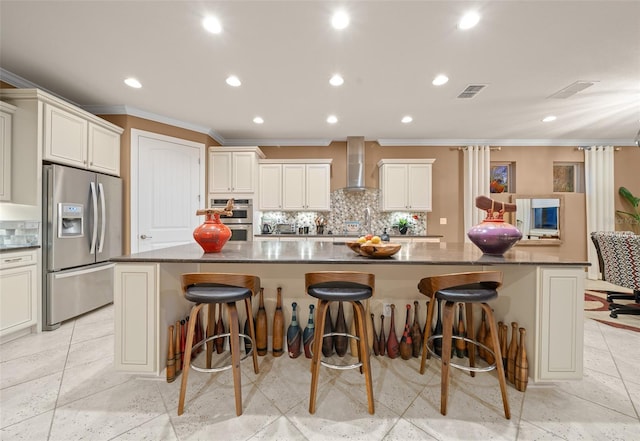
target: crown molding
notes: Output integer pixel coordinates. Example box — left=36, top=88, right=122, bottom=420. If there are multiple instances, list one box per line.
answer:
left=376, top=138, right=636, bottom=147
left=224, top=138, right=334, bottom=147
left=0, top=68, right=80, bottom=106
left=82, top=104, right=225, bottom=145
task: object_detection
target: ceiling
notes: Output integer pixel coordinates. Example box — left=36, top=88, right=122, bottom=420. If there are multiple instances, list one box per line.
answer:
left=1, top=1, right=639, bottom=146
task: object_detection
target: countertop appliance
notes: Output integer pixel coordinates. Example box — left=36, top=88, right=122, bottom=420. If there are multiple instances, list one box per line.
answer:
left=43, top=164, right=122, bottom=330
left=211, top=198, right=253, bottom=242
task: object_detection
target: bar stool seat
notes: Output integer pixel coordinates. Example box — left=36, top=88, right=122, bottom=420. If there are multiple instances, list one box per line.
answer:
left=178, top=273, right=260, bottom=417
left=306, top=271, right=375, bottom=414
left=418, top=271, right=510, bottom=419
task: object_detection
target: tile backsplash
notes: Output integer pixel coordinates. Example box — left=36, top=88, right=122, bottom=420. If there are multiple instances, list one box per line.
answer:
left=0, top=220, right=41, bottom=247
left=260, top=189, right=426, bottom=236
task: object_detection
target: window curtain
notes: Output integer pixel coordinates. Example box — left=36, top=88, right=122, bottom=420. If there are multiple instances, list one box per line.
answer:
left=463, top=145, right=491, bottom=242
left=584, top=146, right=616, bottom=279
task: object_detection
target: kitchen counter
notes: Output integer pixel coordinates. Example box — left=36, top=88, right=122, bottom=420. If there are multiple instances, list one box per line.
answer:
left=0, top=245, right=41, bottom=252
left=112, top=241, right=585, bottom=266
left=113, top=240, right=587, bottom=384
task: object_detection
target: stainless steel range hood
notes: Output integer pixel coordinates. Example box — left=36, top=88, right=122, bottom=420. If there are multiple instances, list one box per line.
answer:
left=345, top=136, right=366, bottom=191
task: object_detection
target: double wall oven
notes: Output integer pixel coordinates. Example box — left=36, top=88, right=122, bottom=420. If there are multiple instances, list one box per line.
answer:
left=210, top=198, right=253, bottom=242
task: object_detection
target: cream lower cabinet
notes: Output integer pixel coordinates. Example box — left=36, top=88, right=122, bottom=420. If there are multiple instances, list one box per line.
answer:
left=0, top=250, right=38, bottom=337
left=536, top=267, right=584, bottom=381
left=378, top=159, right=435, bottom=211
left=114, top=263, right=194, bottom=374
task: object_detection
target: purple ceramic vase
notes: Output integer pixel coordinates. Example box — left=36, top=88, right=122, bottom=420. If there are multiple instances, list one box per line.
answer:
left=467, top=218, right=522, bottom=255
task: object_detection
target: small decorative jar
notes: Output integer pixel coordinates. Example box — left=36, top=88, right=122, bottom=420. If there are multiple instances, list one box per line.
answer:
left=467, top=198, right=522, bottom=255
left=193, top=209, right=232, bottom=253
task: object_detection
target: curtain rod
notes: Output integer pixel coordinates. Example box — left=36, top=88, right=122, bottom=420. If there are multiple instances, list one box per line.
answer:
left=576, top=147, right=622, bottom=151
left=451, top=147, right=501, bottom=151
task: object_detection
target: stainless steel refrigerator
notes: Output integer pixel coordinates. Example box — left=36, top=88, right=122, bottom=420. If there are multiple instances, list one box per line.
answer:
left=43, top=164, right=122, bottom=330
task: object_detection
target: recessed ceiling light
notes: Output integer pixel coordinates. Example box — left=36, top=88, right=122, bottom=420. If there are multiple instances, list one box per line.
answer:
left=331, top=11, right=350, bottom=29
left=253, top=116, right=264, bottom=124
left=124, top=78, right=142, bottom=88
left=458, top=12, right=480, bottom=30
left=542, top=115, right=557, bottom=122
left=226, top=75, right=241, bottom=87
left=202, top=16, right=222, bottom=34
left=329, top=74, right=344, bottom=86
left=327, top=115, right=338, bottom=124
left=401, top=116, right=413, bottom=124
left=432, top=74, right=449, bottom=86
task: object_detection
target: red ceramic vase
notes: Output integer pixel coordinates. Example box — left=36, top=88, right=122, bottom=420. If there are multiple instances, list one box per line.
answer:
left=193, top=212, right=231, bottom=253
left=467, top=218, right=522, bottom=256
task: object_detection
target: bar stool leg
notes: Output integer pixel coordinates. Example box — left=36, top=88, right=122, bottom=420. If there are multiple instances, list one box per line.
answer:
left=244, top=297, right=259, bottom=374
left=440, top=300, right=455, bottom=415
left=352, top=302, right=363, bottom=374
left=178, top=303, right=204, bottom=416
left=206, top=304, right=215, bottom=369
left=226, top=302, right=243, bottom=416
left=309, top=300, right=329, bottom=414
left=420, top=297, right=436, bottom=374
left=481, top=303, right=511, bottom=419
left=353, top=300, right=374, bottom=414
left=465, top=303, right=476, bottom=377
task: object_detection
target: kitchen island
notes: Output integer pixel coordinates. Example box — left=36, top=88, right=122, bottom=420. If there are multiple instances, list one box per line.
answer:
left=111, top=240, right=588, bottom=384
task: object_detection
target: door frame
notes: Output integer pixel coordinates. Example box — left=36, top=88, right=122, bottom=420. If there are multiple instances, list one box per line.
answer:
left=130, top=129, right=205, bottom=253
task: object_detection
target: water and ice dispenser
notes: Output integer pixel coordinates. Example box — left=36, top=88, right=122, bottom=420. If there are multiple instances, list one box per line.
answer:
left=58, top=203, right=84, bottom=238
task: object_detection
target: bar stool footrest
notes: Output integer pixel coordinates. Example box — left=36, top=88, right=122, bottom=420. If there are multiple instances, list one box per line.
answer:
left=190, top=332, right=255, bottom=373
left=426, top=334, right=497, bottom=373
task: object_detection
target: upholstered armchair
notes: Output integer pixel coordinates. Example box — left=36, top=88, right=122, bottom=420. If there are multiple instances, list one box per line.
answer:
left=592, top=232, right=640, bottom=318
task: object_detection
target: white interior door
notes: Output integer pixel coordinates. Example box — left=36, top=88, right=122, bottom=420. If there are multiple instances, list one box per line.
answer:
left=131, top=129, right=205, bottom=253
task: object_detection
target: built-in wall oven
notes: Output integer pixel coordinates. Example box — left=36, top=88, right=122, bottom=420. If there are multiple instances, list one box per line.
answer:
left=210, top=198, right=253, bottom=242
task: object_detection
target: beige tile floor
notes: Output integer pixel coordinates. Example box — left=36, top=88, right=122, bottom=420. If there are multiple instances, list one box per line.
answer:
left=1, top=280, right=639, bottom=440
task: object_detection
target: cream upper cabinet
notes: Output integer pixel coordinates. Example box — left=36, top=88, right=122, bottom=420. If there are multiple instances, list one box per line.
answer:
left=0, top=101, right=17, bottom=202
left=259, top=163, right=283, bottom=210
left=260, top=160, right=331, bottom=211
left=208, top=147, right=265, bottom=194
left=43, top=103, right=121, bottom=176
left=378, top=159, right=435, bottom=212
left=282, top=164, right=306, bottom=209
left=0, top=250, right=38, bottom=337
left=305, top=163, right=331, bottom=210
left=88, top=123, right=121, bottom=175
left=44, top=103, right=88, bottom=168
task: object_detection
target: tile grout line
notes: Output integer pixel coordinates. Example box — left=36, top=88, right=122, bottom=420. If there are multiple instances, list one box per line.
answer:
left=596, top=321, right=640, bottom=421
left=46, top=318, right=76, bottom=441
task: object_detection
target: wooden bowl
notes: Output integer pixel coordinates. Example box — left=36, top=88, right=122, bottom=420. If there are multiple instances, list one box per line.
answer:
left=346, top=241, right=368, bottom=256
left=359, top=243, right=402, bottom=258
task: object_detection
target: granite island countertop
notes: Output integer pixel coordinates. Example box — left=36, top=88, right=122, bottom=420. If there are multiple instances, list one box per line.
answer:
left=111, top=241, right=588, bottom=266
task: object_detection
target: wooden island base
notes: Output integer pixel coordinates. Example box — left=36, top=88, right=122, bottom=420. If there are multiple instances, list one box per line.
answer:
left=112, top=241, right=586, bottom=384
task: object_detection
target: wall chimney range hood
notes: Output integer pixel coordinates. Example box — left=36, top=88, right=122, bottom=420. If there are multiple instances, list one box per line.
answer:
left=345, top=136, right=367, bottom=191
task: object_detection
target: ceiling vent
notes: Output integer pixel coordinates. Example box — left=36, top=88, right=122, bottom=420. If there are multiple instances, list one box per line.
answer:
left=457, top=84, right=487, bottom=99
left=547, top=80, right=597, bottom=99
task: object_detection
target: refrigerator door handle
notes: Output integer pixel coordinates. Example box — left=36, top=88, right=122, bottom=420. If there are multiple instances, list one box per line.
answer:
left=89, top=181, right=98, bottom=255
left=98, top=182, right=106, bottom=253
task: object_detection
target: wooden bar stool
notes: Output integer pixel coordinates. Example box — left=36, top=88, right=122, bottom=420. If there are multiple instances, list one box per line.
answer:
left=178, top=273, right=260, bottom=417
left=305, top=271, right=375, bottom=414
left=417, top=271, right=510, bottom=419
